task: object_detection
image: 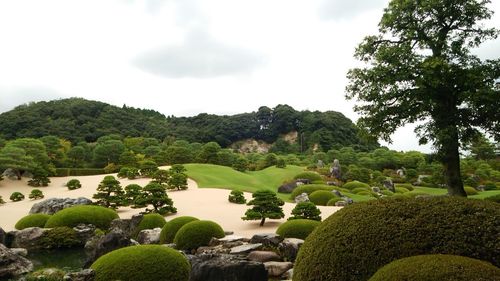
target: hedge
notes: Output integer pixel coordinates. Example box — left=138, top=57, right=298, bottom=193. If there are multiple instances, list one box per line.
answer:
left=45, top=205, right=119, bottom=229
left=15, top=214, right=51, bottom=230
left=293, top=172, right=323, bottom=182
left=342, top=181, right=370, bottom=190
left=174, top=220, right=225, bottom=250
left=276, top=219, right=320, bottom=240
left=54, top=168, right=106, bottom=177
left=290, top=184, right=335, bottom=200
left=134, top=214, right=166, bottom=237
left=308, top=190, right=337, bottom=206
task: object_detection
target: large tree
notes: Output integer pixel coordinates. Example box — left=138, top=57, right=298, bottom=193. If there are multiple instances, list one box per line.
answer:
left=346, top=0, right=500, bottom=196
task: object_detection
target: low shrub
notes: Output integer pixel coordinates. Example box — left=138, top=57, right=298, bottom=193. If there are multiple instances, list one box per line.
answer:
left=228, top=190, right=246, bottom=204
left=45, top=205, right=119, bottom=229
left=39, top=227, right=82, bottom=249
left=394, top=186, right=410, bottom=193
left=276, top=219, right=320, bottom=240
left=288, top=202, right=321, bottom=221
left=464, top=186, right=478, bottom=196
left=159, top=216, right=199, bottom=244
left=134, top=214, right=166, bottom=237
left=351, top=187, right=370, bottom=194
left=327, top=197, right=343, bottom=206
left=290, top=184, right=334, bottom=200
left=293, top=197, right=500, bottom=281
left=91, top=245, right=190, bottom=281
left=342, top=181, right=370, bottom=190
left=394, top=183, right=415, bottom=191
left=293, top=172, right=323, bottom=182
left=380, top=190, right=394, bottom=196
left=368, top=254, right=500, bottom=281
left=15, top=214, right=51, bottom=230
left=29, top=189, right=44, bottom=200
left=66, top=179, right=81, bottom=190
left=10, top=192, right=25, bottom=202
left=308, top=190, right=336, bottom=206
left=174, top=220, right=225, bottom=250
left=483, top=181, right=497, bottom=191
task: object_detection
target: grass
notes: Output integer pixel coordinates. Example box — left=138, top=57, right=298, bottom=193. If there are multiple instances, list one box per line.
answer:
left=412, top=186, right=448, bottom=195
left=469, top=189, right=500, bottom=199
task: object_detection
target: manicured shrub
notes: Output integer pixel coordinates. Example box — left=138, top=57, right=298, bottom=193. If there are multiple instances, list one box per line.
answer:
left=464, top=186, right=478, bottom=196
left=45, top=205, right=119, bottom=229
left=10, top=192, right=25, bottom=202
left=242, top=189, right=284, bottom=226
left=93, top=175, right=124, bottom=210
left=394, top=186, right=410, bottom=193
left=293, top=197, right=500, bottom=281
left=39, top=227, right=82, bottom=249
left=483, top=181, right=497, bottom=191
left=174, top=220, right=225, bottom=250
left=289, top=202, right=321, bottom=221
left=351, top=187, right=370, bottom=194
left=290, top=184, right=334, bottom=200
left=134, top=214, right=166, bottom=237
left=276, top=219, right=320, bottom=240
left=308, top=190, right=336, bottom=206
left=29, top=189, right=44, bottom=200
left=66, top=179, right=82, bottom=190
left=293, top=172, right=323, bottom=182
left=159, top=216, right=199, bottom=244
left=91, top=245, right=190, bottom=281
left=394, top=183, right=415, bottom=191
left=368, top=254, right=500, bottom=281
left=15, top=214, right=51, bottom=230
left=485, top=194, right=500, bottom=203
left=380, top=190, right=394, bottom=196
left=327, top=197, right=343, bottom=206
left=228, top=190, right=246, bottom=204
left=342, top=181, right=370, bottom=190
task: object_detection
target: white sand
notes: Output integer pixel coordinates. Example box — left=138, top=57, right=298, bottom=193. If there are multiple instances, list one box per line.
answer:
left=0, top=171, right=341, bottom=237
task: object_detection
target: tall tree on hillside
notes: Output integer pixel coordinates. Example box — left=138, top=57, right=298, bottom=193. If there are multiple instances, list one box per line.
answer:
left=346, top=0, right=500, bottom=196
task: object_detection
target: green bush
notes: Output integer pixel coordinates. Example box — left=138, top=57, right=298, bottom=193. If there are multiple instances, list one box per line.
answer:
left=293, top=197, right=500, bottom=281
left=293, top=172, right=323, bottom=182
left=15, top=214, right=51, bottom=230
left=290, top=184, right=334, bottom=200
left=39, top=227, right=82, bottom=249
left=289, top=202, right=322, bottom=221
left=174, top=220, right=225, bottom=250
left=352, top=187, right=370, bottom=194
left=45, top=205, right=119, bottom=229
left=228, top=190, right=246, bottom=204
left=308, top=190, right=336, bottom=206
left=327, top=197, right=343, bottom=206
left=394, top=183, right=415, bottom=191
left=380, top=190, right=394, bottom=196
left=342, top=181, right=370, bottom=190
left=405, top=190, right=430, bottom=198
left=26, top=268, right=66, bottom=281
left=464, top=186, right=478, bottom=196
left=394, top=186, right=410, bottom=193
left=276, top=219, right=320, bottom=240
left=66, top=179, right=82, bottom=190
left=55, top=168, right=105, bottom=177
left=368, top=254, right=500, bottom=281
left=483, top=181, right=497, bottom=191
left=134, top=214, right=166, bottom=237
left=10, top=192, right=25, bottom=202
left=29, top=189, right=45, bottom=200
left=159, top=216, right=199, bottom=244
left=91, top=245, right=190, bottom=281
left=485, top=194, right=500, bottom=203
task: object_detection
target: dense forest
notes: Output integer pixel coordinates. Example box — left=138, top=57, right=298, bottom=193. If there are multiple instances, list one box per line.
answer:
left=0, top=98, right=378, bottom=152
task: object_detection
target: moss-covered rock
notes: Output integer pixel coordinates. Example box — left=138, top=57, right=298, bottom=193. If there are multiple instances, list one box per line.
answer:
left=91, top=245, right=190, bottom=281
left=369, top=254, right=500, bottom=281
left=174, top=220, right=225, bottom=250
left=45, top=205, right=119, bottom=230
left=276, top=219, right=320, bottom=240
left=39, top=227, right=82, bottom=249
left=308, top=190, right=336, bottom=206
left=293, top=197, right=500, bottom=281
left=134, top=213, right=166, bottom=237
left=159, top=216, right=199, bottom=244
left=15, top=214, right=51, bottom=230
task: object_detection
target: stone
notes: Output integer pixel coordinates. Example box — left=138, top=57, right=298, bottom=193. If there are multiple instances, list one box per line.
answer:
left=264, top=261, right=293, bottom=278
left=371, top=186, right=381, bottom=193
left=224, top=231, right=234, bottom=235
left=230, top=243, right=262, bottom=255
left=294, top=193, right=310, bottom=203
left=283, top=268, right=293, bottom=280
left=335, top=201, right=348, bottom=207
left=188, top=254, right=267, bottom=281
left=0, top=243, right=33, bottom=279
left=136, top=228, right=161, bottom=244
left=476, top=185, right=486, bottom=192
left=278, top=182, right=297, bottom=193
left=383, top=179, right=395, bottom=193
left=217, top=235, right=245, bottom=243
left=2, top=168, right=20, bottom=180
left=247, top=251, right=281, bottom=262
left=73, top=224, right=96, bottom=245
left=197, top=245, right=230, bottom=255
left=295, top=178, right=311, bottom=185
left=278, top=238, right=304, bottom=262
left=109, top=214, right=143, bottom=237
left=250, top=233, right=283, bottom=247
left=341, top=196, right=354, bottom=204
left=63, top=269, right=95, bottom=281
left=326, top=181, right=338, bottom=186
left=9, top=248, right=28, bottom=257
left=0, top=227, right=6, bottom=245
left=332, top=190, right=343, bottom=197
left=330, top=159, right=341, bottom=179
left=29, top=197, right=92, bottom=215
left=8, top=227, right=47, bottom=250
left=84, top=229, right=133, bottom=267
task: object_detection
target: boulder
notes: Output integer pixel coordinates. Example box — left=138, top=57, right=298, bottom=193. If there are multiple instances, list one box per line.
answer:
left=371, top=186, right=381, bottom=193
left=278, top=238, right=304, bottom=262
left=2, top=168, right=20, bottom=180
left=278, top=182, right=297, bottom=193
left=9, top=248, right=28, bottom=257
left=250, top=233, right=283, bottom=247
left=197, top=245, right=230, bottom=255
left=341, top=196, right=353, bottom=204
left=63, top=269, right=95, bottom=281
left=230, top=243, right=263, bottom=255
left=247, top=251, right=281, bottom=263
left=294, top=193, right=309, bottom=203
left=84, top=229, right=133, bottom=267
left=295, top=179, right=311, bottom=185
left=335, top=201, right=348, bottom=207
left=332, top=190, right=343, bottom=197
left=0, top=243, right=33, bottom=279
left=382, top=179, right=395, bottom=193
left=136, top=228, right=161, bottom=244
left=264, top=261, right=293, bottom=278
left=73, top=224, right=96, bottom=245
left=0, top=227, right=6, bottom=245
left=326, top=181, right=338, bottom=186
left=8, top=227, right=47, bottom=250
left=29, top=197, right=92, bottom=215
left=109, top=214, right=143, bottom=237
left=188, top=254, right=267, bottom=281
left=283, top=268, right=293, bottom=280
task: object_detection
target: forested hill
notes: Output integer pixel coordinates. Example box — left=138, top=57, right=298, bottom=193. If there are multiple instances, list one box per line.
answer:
left=0, top=98, right=378, bottom=151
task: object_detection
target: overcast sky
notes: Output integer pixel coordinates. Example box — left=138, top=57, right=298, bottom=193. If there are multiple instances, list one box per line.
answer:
left=0, top=0, right=499, bottom=152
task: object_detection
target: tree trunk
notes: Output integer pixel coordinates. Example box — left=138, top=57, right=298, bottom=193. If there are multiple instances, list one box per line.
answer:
left=439, top=127, right=466, bottom=197
left=260, top=217, right=266, bottom=226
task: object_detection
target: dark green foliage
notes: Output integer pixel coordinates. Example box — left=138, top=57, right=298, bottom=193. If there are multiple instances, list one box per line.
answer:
left=228, top=190, right=246, bottom=204
left=327, top=197, right=343, bottom=206
left=93, top=176, right=124, bottom=209
left=15, top=214, right=51, bottom=230
left=29, top=189, right=44, bottom=200
left=232, top=156, right=249, bottom=172
left=92, top=140, right=125, bottom=168
left=290, top=184, right=335, bottom=200
left=276, top=219, right=320, bottom=240
left=123, top=184, right=142, bottom=206
left=167, top=172, right=188, bottom=191
left=152, top=169, right=170, bottom=185
left=134, top=214, right=166, bottom=237
left=91, top=245, right=191, bottom=281
left=485, top=194, right=500, bottom=203
left=10, top=192, right=25, bottom=202
left=293, top=172, right=322, bottom=182
left=118, top=167, right=140, bottom=179
left=288, top=202, right=321, bottom=221
left=28, top=166, right=51, bottom=187
left=368, top=254, right=500, bottom=281
left=26, top=268, right=66, bottom=281
left=276, top=158, right=286, bottom=168
left=483, top=181, right=497, bottom=191
left=139, top=160, right=158, bottom=177
left=54, top=168, right=105, bottom=177
left=242, top=189, right=284, bottom=226
left=39, top=227, right=82, bottom=249
left=342, top=180, right=370, bottom=190
left=45, top=205, right=119, bottom=229
left=308, top=190, right=336, bottom=206
left=464, top=186, right=478, bottom=196
left=293, top=197, right=500, bottom=281
left=135, top=182, right=177, bottom=215
left=174, top=220, right=225, bottom=250
left=170, top=164, right=187, bottom=173
left=159, top=216, right=199, bottom=244
left=66, top=179, right=81, bottom=190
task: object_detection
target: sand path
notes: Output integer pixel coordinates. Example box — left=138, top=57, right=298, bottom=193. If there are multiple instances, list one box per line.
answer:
left=0, top=170, right=341, bottom=237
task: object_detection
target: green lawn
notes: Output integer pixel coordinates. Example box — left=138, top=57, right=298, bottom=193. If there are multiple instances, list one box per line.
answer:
left=412, top=186, right=449, bottom=195
left=469, top=189, right=500, bottom=199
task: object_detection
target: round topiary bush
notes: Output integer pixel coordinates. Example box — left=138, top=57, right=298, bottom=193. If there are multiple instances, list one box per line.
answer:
left=159, top=216, right=199, bottom=244
left=290, top=184, right=334, bottom=200
left=293, top=172, right=323, bottom=182
left=134, top=213, right=166, bottom=237
left=174, top=220, right=225, bottom=250
left=29, top=189, right=44, bottom=200
left=464, top=186, right=478, bottom=196
left=342, top=181, right=370, bottom=191
left=351, top=187, right=370, bottom=194
left=368, top=254, right=500, bottom=281
left=91, top=245, right=190, bottom=281
left=228, top=190, right=246, bottom=204
left=276, top=219, right=320, bottom=240
left=15, top=214, right=51, bottom=230
left=66, top=179, right=82, bottom=190
left=394, top=186, right=410, bottom=193
left=308, top=190, right=336, bottom=206
left=293, top=197, right=500, bottom=281
left=327, top=197, right=343, bottom=206
left=394, top=183, right=415, bottom=191
left=45, top=205, right=119, bottom=230
left=10, top=192, right=25, bottom=202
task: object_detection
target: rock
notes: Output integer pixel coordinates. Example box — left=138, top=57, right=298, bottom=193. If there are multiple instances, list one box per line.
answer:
left=294, top=192, right=309, bottom=203
left=278, top=238, right=304, bottom=262
left=250, top=233, right=283, bottom=247
left=217, top=235, right=245, bottom=243
left=63, top=269, right=95, bottom=281
left=73, top=224, right=96, bottom=245
left=278, top=182, right=297, bottom=193
left=2, top=168, right=20, bottom=180
left=188, top=254, right=267, bottom=281
left=295, top=178, right=311, bottom=185
left=326, top=181, right=338, bottom=186
left=332, top=190, right=343, bottom=197
left=476, top=185, right=486, bottom=192
left=247, top=251, right=281, bottom=262
left=197, top=245, right=230, bottom=255
left=283, top=268, right=293, bottom=280
left=9, top=248, right=28, bottom=257
left=0, top=227, right=6, bottom=245
left=84, top=229, right=133, bottom=267
left=109, top=214, right=143, bottom=237
left=341, top=196, right=354, bottom=204
left=29, top=197, right=92, bottom=215
left=230, top=243, right=263, bottom=255
left=264, top=261, right=293, bottom=278
left=8, top=227, right=47, bottom=250
left=0, top=243, right=33, bottom=279
left=371, top=186, right=381, bottom=193
left=383, top=179, right=395, bottom=193
left=224, top=231, right=234, bottom=235
left=335, top=201, right=348, bottom=207
left=136, top=228, right=161, bottom=244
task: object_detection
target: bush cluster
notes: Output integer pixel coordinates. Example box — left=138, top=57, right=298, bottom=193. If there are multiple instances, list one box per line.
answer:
left=290, top=184, right=334, bottom=200
left=464, top=186, right=478, bottom=196
left=159, top=216, right=199, bottom=244
left=15, top=214, right=51, bottom=230
left=308, top=190, right=336, bottom=206
left=66, top=179, right=82, bottom=190
left=228, top=190, right=246, bottom=204
left=29, top=189, right=44, bottom=200
left=45, top=205, right=119, bottom=230
left=276, top=219, right=320, bottom=240
left=174, top=220, right=225, bottom=250
left=10, top=192, right=25, bottom=202
left=342, top=181, right=370, bottom=190
left=134, top=214, right=166, bottom=237
left=288, top=202, right=322, bottom=221
left=327, top=197, right=343, bottom=206
left=39, top=227, right=82, bottom=249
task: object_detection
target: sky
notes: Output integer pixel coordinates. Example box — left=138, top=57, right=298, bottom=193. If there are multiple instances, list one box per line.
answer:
left=0, top=0, right=499, bottom=152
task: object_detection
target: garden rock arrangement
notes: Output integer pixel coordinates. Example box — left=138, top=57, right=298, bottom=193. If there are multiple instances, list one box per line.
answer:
left=29, top=197, right=92, bottom=215
left=0, top=243, right=33, bottom=279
